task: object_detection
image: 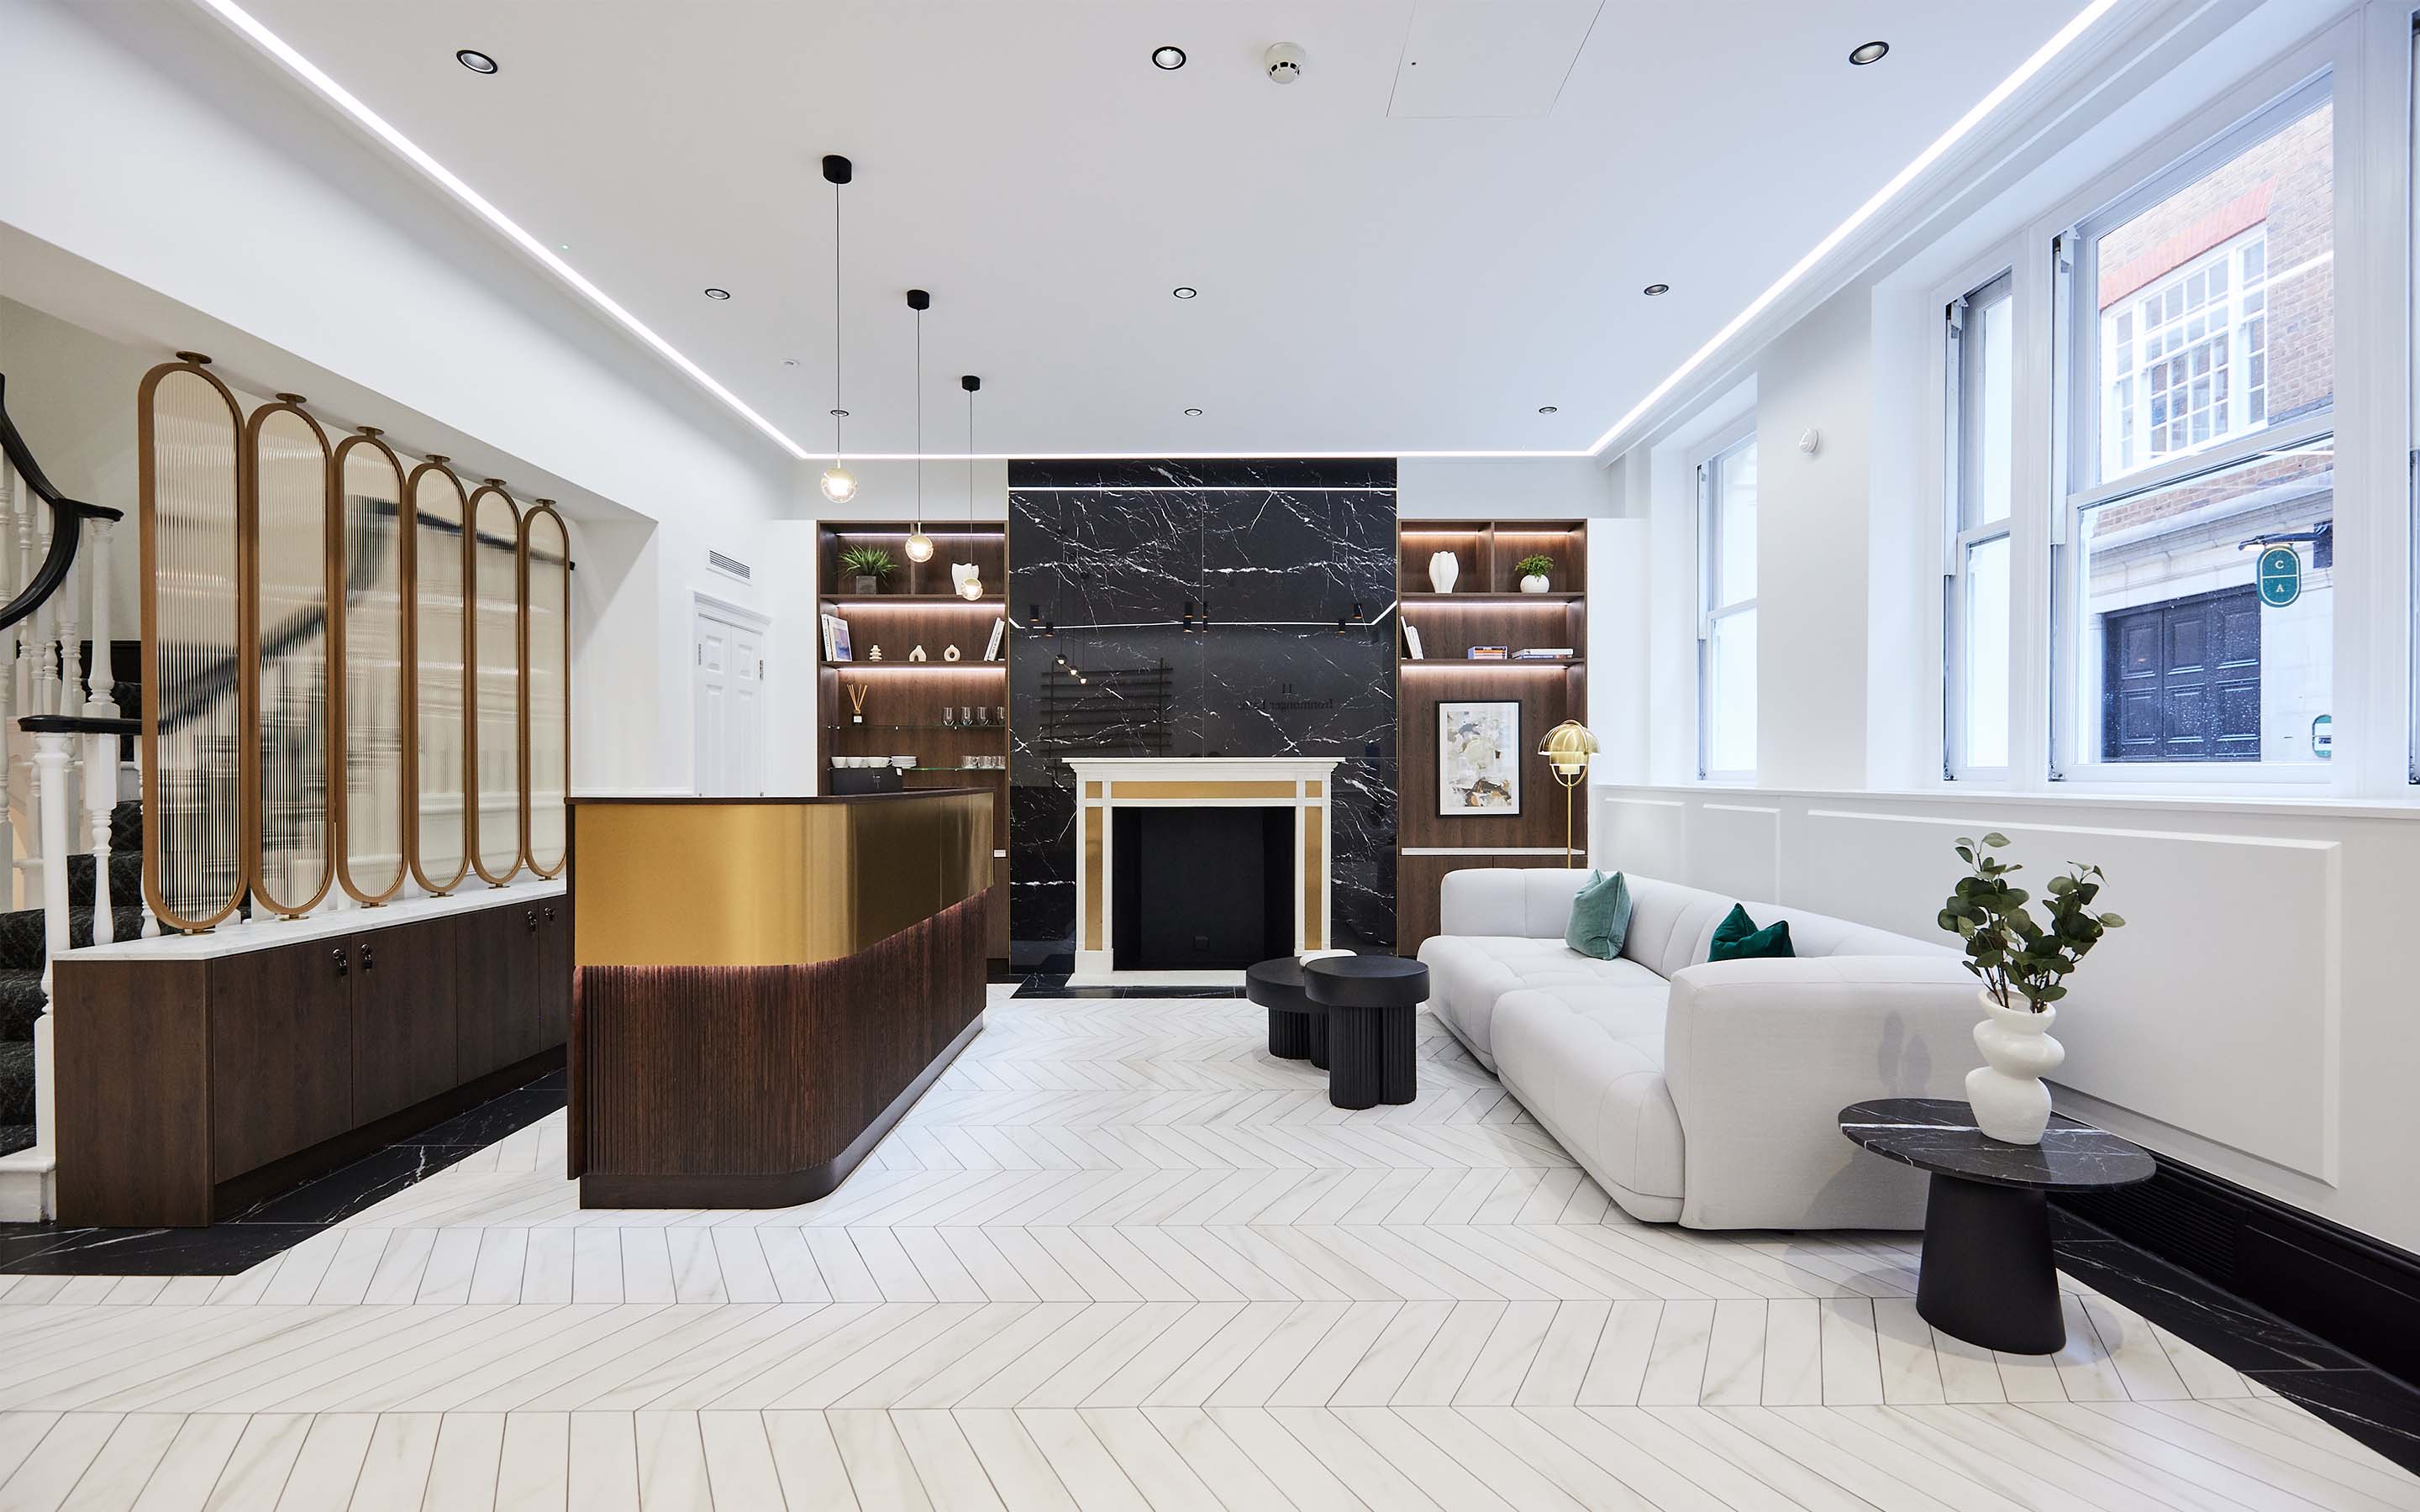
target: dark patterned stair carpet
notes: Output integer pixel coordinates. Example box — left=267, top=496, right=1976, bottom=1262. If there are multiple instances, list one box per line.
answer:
left=0, top=904, right=149, bottom=971
left=0, top=1042, right=33, bottom=1126
left=0, top=1126, right=26, bottom=1158
left=0, top=969, right=42, bottom=1042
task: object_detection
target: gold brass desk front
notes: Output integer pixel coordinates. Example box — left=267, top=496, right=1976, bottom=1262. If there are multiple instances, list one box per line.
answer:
left=568, top=790, right=993, bottom=1207
left=570, top=790, right=991, bottom=968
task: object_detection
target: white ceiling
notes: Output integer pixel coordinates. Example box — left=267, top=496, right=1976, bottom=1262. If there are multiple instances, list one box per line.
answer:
left=163, top=0, right=2091, bottom=458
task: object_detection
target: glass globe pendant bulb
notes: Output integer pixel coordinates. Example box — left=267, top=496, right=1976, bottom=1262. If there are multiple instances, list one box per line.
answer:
left=903, top=528, right=935, bottom=563
left=959, top=576, right=983, bottom=601
left=819, top=464, right=858, bottom=503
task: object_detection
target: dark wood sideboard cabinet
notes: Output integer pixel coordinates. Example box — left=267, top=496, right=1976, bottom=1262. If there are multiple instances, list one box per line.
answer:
left=54, top=885, right=571, bottom=1226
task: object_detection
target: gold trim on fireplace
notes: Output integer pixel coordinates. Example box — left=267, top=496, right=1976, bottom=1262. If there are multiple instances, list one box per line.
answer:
left=1302, top=805, right=1324, bottom=950
left=1111, top=780, right=1300, bottom=801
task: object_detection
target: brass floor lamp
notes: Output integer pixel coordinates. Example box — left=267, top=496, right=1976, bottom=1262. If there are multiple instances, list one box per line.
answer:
left=1540, top=720, right=1599, bottom=868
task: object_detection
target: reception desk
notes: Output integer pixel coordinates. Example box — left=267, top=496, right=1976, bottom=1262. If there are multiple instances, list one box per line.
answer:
left=568, top=790, right=992, bottom=1207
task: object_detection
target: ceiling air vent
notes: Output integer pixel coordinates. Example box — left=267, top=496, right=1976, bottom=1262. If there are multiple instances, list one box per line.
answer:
left=706, top=549, right=752, bottom=584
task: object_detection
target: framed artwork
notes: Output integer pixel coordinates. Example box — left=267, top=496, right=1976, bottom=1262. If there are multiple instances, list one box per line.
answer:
left=1438, top=700, right=1521, bottom=816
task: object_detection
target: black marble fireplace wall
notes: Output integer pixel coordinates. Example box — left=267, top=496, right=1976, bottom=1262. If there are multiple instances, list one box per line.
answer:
left=1008, top=459, right=1398, bottom=968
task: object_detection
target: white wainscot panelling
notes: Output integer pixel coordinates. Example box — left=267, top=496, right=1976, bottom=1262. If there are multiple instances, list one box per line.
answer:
left=1597, top=795, right=1686, bottom=876
left=1800, top=808, right=2338, bottom=1182
left=1692, top=803, right=1782, bottom=904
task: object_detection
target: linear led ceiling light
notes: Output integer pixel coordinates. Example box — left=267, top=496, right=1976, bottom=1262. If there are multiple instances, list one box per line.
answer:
left=187, top=0, right=813, bottom=459
left=1588, top=0, right=2122, bottom=456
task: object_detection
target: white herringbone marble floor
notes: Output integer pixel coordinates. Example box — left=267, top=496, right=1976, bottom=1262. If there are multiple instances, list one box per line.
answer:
left=0, top=990, right=2410, bottom=1509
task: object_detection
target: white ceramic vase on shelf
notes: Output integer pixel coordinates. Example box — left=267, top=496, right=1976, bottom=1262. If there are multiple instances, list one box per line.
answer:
left=1428, top=551, right=1460, bottom=594
left=1520, top=573, right=1550, bottom=594
left=1966, top=993, right=2062, bottom=1144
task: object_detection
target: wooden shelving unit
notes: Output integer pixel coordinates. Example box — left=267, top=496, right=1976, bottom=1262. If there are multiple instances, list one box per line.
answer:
left=817, top=521, right=1011, bottom=961
left=1394, top=518, right=1590, bottom=956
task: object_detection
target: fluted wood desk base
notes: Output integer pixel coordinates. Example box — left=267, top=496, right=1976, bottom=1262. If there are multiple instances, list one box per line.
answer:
left=572, top=891, right=987, bottom=1207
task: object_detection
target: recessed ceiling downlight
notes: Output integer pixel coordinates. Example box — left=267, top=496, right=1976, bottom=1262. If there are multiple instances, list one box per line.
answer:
left=1151, top=45, right=1187, bottom=71
left=1172, top=286, right=1197, bottom=300
left=1643, top=283, right=1670, bottom=297
left=1184, top=407, right=1203, bottom=417
left=455, top=49, right=497, bottom=74
left=702, top=287, right=731, bottom=301
left=1849, top=40, right=1891, bottom=66
left=1538, top=406, right=1559, bottom=414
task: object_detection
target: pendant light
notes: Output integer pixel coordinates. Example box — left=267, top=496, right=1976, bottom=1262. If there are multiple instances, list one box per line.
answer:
left=818, top=155, right=860, bottom=505
left=902, top=289, right=935, bottom=563
left=955, top=374, right=984, bottom=599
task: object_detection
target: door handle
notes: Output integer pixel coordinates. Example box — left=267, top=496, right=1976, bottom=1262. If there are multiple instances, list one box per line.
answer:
left=542, top=906, right=556, bottom=923
left=333, top=947, right=349, bottom=979
left=526, top=909, right=539, bottom=933
left=361, top=943, right=376, bottom=973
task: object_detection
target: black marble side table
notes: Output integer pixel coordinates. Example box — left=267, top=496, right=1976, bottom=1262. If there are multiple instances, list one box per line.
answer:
left=1840, top=1097, right=2154, bottom=1354
left=1304, top=955, right=1428, bottom=1110
left=1247, top=957, right=1328, bottom=1069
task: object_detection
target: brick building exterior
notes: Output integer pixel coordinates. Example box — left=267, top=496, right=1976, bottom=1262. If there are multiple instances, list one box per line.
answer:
left=2078, top=99, right=2333, bottom=764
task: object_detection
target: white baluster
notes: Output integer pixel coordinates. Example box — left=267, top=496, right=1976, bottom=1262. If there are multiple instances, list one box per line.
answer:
left=29, top=506, right=55, bottom=721
left=82, top=728, right=113, bottom=948
left=85, top=521, right=116, bottom=719
left=31, top=734, right=68, bottom=1003
left=0, top=462, right=14, bottom=912
left=55, top=522, right=81, bottom=724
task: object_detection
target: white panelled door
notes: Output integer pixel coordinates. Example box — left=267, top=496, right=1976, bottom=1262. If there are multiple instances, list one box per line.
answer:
left=692, top=606, right=766, bottom=795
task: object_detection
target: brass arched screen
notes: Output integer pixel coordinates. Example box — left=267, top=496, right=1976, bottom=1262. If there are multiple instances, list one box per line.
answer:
left=466, top=482, right=523, bottom=885
left=244, top=398, right=335, bottom=918
left=331, top=431, right=410, bottom=905
left=520, top=501, right=571, bottom=878
left=139, top=360, right=248, bottom=932
left=405, top=459, right=471, bottom=895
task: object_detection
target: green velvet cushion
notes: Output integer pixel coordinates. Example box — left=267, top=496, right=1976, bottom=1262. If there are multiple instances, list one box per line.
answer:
left=1564, top=870, right=1633, bottom=960
left=1707, top=903, right=1794, bottom=962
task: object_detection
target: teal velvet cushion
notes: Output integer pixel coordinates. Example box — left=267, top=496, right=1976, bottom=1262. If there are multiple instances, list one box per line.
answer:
left=1707, top=903, right=1794, bottom=962
left=1564, top=870, right=1633, bottom=960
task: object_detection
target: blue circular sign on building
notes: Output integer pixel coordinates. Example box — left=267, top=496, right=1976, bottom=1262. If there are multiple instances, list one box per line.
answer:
left=2257, top=545, right=2302, bottom=607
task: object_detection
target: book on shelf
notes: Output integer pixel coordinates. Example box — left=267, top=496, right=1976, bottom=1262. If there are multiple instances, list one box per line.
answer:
left=982, top=616, right=1006, bottom=662
left=1511, top=648, right=1575, bottom=660
left=821, top=612, right=854, bottom=663
left=1465, top=645, right=1510, bottom=661
left=1402, top=622, right=1425, bottom=660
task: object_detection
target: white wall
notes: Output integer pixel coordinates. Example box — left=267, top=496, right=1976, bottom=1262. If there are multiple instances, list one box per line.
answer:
left=1593, top=0, right=2420, bottom=1252
left=1, top=0, right=801, bottom=797
left=1397, top=456, right=1614, bottom=519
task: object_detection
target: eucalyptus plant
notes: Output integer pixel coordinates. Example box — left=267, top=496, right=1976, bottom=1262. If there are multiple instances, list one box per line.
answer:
left=1938, top=832, right=2126, bottom=1012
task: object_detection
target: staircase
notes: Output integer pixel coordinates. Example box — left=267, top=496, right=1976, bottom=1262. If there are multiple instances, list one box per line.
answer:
left=0, top=799, right=141, bottom=1156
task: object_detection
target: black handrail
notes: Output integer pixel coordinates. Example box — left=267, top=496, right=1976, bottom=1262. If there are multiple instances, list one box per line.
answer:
left=0, top=374, right=122, bottom=636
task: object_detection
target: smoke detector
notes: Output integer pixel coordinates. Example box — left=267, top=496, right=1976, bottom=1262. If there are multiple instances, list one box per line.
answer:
left=1264, top=42, right=1306, bottom=83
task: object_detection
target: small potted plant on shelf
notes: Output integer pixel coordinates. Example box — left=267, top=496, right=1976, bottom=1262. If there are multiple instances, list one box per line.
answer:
left=839, top=545, right=896, bottom=596
left=1936, top=832, right=2125, bottom=1145
left=1515, top=554, right=1556, bottom=593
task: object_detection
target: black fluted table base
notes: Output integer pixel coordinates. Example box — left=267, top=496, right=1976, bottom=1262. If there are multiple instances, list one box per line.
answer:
left=1327, top=1004, right=1416, bottom=1110
left=1269, top=1008, right=1308, bottom=1060
left=1309, top=1012, right=1329, bottom=1070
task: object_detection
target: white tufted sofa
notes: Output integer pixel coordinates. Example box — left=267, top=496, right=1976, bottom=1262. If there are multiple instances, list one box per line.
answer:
left=1418, top=869, right=1983, bottom=1230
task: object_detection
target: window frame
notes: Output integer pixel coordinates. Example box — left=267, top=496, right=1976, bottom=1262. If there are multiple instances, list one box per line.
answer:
left=2048, top=68, right=2347, bottom=789
left=1696, top=426, right=1760, bottom=781
left=1944, top=268, right=2018, bottom=781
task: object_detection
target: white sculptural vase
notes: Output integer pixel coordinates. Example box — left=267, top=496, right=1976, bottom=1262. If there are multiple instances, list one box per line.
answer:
left=1966, top=994, right=2063, bottom=1144
left=1428, top=551, right=1460, bottom=594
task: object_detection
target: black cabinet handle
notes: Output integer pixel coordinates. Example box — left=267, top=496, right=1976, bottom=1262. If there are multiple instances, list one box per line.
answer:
left=361, top=944, right=376, bottom=973
left=543, top=906, right=556, bottom=923
left=333, top=947, right=349, bottom=979
left=526, top=909, right=539, bottom=933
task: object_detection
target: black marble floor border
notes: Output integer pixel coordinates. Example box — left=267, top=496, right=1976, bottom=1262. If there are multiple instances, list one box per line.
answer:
left=1012, top=974, right=1245, bottom=999
left=2051, top=1210, right=2420, bottom=1473
left=0, top=1069, right=566, bottom=1277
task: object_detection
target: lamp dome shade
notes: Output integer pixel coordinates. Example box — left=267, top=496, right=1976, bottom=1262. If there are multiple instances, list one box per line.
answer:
left=1539, top=719, right=1599, bottom=774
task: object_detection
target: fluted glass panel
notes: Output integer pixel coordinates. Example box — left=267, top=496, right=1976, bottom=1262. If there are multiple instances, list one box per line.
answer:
left=470, top=488, right=521, bottom=881
left=411, top=467, right=467, bottom=890
left=143, top=368, right=245, bottom=929
left=250, top=408, right=331, bottom=915
left=525, top=509, right=568, bottom=875
left=336, top=439, right=407, bottom=900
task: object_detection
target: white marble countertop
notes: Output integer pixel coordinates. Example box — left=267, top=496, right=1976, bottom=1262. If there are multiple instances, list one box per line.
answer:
left=68, top=877, right=568, bottom=962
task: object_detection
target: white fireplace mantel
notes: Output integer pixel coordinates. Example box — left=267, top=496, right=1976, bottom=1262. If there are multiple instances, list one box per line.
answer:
left=1065, top=756, right=1342, bottom=978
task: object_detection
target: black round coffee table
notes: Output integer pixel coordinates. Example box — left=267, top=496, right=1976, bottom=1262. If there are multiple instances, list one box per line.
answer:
left=1247, top=957, right=1328, bottom=1068
left=1840, top=1097, right=2154, bottom=1354
left=1304, top=955, right=1428, bottom=1110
